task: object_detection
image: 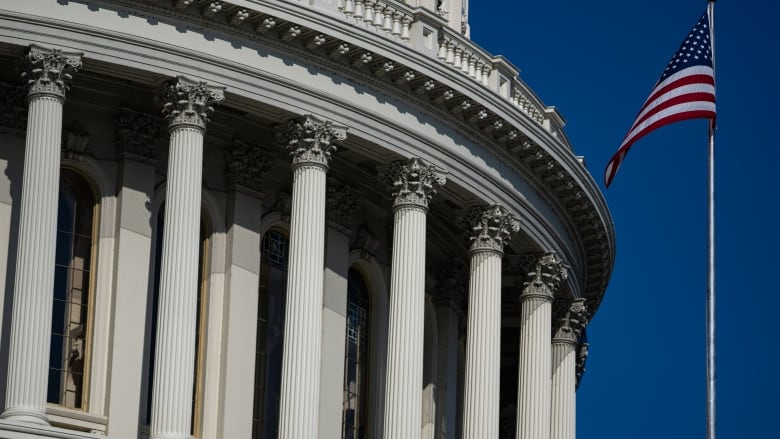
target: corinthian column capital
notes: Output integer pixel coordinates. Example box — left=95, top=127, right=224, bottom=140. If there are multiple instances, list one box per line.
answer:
left=467, top=205, right=520, bottom=255
left=552, top=298, right=588, bottom=344
left=160, top=76, right=225, bottom=130
left=278, top=115, right=347, bottom=169
left=378, top=157, right=446, bottom=210
left=520, top=252, right=568, bottom=301
left=22, top=45, right=82, bottom=99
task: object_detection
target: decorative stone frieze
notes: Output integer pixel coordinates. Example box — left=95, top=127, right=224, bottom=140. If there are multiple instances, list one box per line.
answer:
left=553, top=298, right=588, bottom=344
left=21, top=45, right=81, bottom=99
left=278, top=115, right=347, bottom=169
left=466, top=205, right=520, bottom=255
left=326, top=177, right=359, bottom=229
left=160, top=76, right=224, bottom=130
left=378, top=157, right=446, bottom=210
left=117, top=107, right=162, bottom=160
left=224, top=139, right=272, bottom=194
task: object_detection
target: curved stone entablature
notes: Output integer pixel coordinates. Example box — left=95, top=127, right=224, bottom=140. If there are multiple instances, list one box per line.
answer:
left=0, top=0, right=614, bottom=313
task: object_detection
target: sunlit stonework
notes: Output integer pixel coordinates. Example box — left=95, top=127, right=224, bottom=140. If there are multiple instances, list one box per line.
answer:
left=467, top=205, right=520, bottom=254
left=22, top=45, right=81, bottom=98
left=522, top=252, right=569, bottom=299
left=160, top=76, right=225, bottom=129
left=379, top=157, right=447, bottom=209
left=0, top=1, right=614, bottom=439
left=279, top=115, right=347, bottom=168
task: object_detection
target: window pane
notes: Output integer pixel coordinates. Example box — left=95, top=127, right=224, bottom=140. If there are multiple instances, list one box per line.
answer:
left=47, top=168, right=95, bottom=410
left=342, top=268, right=371, bottom=439
left=253, top=230, right=289, bottom=439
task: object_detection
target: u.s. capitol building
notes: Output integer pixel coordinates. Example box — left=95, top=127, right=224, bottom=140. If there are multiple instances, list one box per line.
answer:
left=0, top=1, right=614, bottom=439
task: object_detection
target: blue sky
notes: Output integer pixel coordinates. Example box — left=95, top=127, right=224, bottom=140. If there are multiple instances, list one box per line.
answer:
left=471, top=1, right=778, bottom=437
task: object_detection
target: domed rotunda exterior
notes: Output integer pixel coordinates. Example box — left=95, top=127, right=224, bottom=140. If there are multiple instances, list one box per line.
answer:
left=0, top=1, right=614, bottom=439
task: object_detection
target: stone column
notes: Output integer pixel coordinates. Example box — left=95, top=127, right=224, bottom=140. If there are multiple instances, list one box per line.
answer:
left=276, top=116, right=347, bottom=439
left=515, top=253, right=567, bottom=439
left=551, top=298, right=587, bottom=439
left=150, top=76, right=224, bottom=439
left=462, top=205, right=519, bottom=439
left=379, top=158, right=446, bottom=439
left=1, top=46, right=81, bottom=424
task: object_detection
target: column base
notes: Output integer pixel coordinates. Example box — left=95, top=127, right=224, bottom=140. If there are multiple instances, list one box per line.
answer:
left=151, top=433, right=191, bottom=439
left=0, top=407, right=49, bottom=426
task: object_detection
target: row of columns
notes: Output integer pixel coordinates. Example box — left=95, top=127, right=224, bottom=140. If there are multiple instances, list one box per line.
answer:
left=0, top=44, right=588, bottom=439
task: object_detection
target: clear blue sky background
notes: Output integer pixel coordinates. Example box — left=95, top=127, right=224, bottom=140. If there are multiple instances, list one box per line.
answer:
left=471, top=1, right=778, bottom=437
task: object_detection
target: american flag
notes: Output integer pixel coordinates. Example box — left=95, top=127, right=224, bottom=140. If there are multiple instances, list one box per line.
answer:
left=604, top=10, right=716, bottom=187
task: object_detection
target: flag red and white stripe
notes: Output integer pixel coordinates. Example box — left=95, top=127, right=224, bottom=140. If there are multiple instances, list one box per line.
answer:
left=604, top=10, right=716, bottom=187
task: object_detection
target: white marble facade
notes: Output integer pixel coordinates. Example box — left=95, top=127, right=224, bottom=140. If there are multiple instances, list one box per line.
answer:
left=0, top=1, right=613, bottom=439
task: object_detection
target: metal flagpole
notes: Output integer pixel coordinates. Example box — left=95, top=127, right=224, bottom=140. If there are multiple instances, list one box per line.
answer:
left=706, top=2, right=717, bottom=439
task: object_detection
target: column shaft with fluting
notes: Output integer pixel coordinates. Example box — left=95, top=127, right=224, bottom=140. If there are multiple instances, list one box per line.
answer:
left=2, top=46, right=81, bottom=425
left=551, top=298, right=587, bottom=439
left=516, top=253, right=567, bottom=439
left=462, top=205, right=519, bottom=439
left=277, top=116, right=346, bottom=439
left=380, top=158, right=446, bottom=439
left=150, top=77, right=224, bottom=439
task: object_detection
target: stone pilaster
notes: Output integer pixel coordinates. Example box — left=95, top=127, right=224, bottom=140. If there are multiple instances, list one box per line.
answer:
left=150, top=76, right=223, bottom=439
left=276, top=115, right=346, bottom=439
left=462, top=205, right=519, bottom=439
left=551, top=298, right=587, bottom=439
left=379, top=158, right=446, bottom=439
left=432, top=261, right=467, bottom=439
left=217, top=140, right=270, bottom=439
left=106, top=108, right=160, bottom=438
left=2, top=45, right=81, bottom=425
left=515, top=252, right=567, bottom=439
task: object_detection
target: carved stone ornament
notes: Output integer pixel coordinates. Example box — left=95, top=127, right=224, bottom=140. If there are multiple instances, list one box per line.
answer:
left=520, top=252, right=568, bottom=300
left=432, top=259, right=468, bottom=308
left=278, top=115, right=347, bottom=168
left=62, top=120, right=90, bottom=159
left=21, top=45, right=82, bottom=98
left=160, top=76, right=225, bottom=130
left=0, top=83, right=28, bottom=131
left=378, top=157, right=446, bottom=209
left=353, top=227, right=379, bottom=261
left=467, top=205, right=520, bottom=254
left=117, top=107, right=162, bottom=160
left=576, top=340, right=589, bottom=386
left=224, top=140, right=271, bottom=194
left=552, top=298, right=588, bottom=343
left=326, top=177, right=359, bottom=229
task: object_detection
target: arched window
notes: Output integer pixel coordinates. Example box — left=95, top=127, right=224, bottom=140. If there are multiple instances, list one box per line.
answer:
left=252, top=229, right=289, bottom=439
left=48, top=168, right=97, bottom=410
left=146, top=207, right=211, bottom=437
left=342, top=267, right=371, bottom=439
